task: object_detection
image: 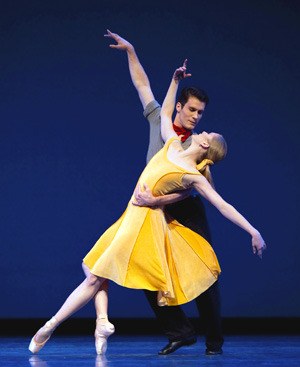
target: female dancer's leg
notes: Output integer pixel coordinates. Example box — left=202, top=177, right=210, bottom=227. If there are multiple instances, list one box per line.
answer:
left=29, top=263, right=114, bottom=354
left=82, top=263, right=115, bottom=354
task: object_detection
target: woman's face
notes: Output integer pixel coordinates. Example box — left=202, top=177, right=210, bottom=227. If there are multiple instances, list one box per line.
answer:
left=194, top=132, right=227, bottom=162
left=193, top=131, right=214, bottom=146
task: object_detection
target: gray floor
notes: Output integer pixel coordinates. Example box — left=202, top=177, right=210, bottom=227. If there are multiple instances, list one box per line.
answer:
left=1, top=335, right=300, bottom=367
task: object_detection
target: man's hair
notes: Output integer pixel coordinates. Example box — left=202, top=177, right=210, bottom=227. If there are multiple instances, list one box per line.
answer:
left=177, top=87, right=209, bottom=106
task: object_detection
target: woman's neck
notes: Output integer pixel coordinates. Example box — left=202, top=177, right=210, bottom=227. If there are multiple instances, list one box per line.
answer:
left=180, top=148, right=205, bottom=167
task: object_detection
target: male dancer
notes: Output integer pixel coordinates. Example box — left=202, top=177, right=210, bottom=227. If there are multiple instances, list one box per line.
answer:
left=104, top=30, right=223, bottom=356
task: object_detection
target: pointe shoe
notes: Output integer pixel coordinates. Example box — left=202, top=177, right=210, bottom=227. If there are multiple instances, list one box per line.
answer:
left=29, top=317, right=58, bottom=354
left=95, top=317, right=115, bottom=355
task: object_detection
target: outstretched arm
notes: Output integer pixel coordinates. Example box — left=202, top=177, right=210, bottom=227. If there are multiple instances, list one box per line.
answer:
left=183, top=174, right=267, bottom=258
left=104, top=30, right=154, bottom=109
left=161, top=60, right=191, bottom=142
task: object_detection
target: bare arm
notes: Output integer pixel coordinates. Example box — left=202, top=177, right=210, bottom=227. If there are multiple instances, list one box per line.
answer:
left=105, top=34, right=191, bottom=204
left=130, top=62, right=192, bottom=206
left=132, top=183, right=192, bottom=207
left=184, top=174, right=267, bottom=258
left=161, top=60, right=191, bottom=142
left=104, top=30, right=154, bottom=109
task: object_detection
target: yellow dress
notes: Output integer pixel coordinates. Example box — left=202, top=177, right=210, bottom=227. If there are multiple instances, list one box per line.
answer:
left=83, top=137, right=221, bottom=306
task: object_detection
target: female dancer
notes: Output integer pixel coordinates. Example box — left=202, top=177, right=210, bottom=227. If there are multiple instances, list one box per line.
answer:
left=29, top=62, right=266, bottom=355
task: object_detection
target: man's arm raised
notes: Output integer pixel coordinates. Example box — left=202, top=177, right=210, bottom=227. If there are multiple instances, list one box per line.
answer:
left=104, top=30, right=154, bottom=109
left=105, top=36, right=193, bottom=207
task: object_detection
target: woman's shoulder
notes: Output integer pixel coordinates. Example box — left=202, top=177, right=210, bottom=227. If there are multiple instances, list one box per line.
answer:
left=182, top=172, right=204, bottom=186
left=165, top=136, right=182, bottom=150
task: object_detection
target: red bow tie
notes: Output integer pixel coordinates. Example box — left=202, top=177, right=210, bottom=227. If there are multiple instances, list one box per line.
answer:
left=173, top=124, right=192, bottom=142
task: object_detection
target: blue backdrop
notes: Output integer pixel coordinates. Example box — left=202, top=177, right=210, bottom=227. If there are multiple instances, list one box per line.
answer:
left=1, top=0, right=299, bottom=318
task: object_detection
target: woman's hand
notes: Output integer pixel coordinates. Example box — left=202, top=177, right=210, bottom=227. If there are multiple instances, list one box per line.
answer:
left=251, top=231, right=267, bottom=259
left=173, top=59, right=192, bottom=82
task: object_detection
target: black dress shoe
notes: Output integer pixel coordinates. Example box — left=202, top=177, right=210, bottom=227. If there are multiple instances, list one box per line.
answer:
left=158, top=337, right=197, bottom=355
left=205, top=348, right=223, bottom=355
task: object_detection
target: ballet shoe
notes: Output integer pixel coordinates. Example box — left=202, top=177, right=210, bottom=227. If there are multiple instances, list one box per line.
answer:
left=95, top=317, right=115, bottom=355
left=29, top=317, right=58, bottom=354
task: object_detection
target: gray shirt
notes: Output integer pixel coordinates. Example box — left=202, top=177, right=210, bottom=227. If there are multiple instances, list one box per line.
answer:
left=143, top=100, right=193, bottom=164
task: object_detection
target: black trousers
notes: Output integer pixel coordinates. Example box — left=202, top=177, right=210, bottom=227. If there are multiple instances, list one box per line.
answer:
left=144, top=195, right=224, bottom=350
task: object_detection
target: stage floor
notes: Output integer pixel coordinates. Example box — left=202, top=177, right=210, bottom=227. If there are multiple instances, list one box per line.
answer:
left=1, top=335, right=300, bottom=367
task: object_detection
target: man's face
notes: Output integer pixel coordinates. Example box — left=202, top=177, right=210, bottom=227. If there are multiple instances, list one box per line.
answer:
left=175, top=96, right=206, bottom=131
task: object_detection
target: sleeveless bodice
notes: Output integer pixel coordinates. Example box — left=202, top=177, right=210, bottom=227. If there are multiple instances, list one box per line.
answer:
left=137, top=137, right=200, bottom=197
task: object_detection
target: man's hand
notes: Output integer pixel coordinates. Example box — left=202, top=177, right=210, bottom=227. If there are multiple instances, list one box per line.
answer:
left=132, top=183, right=158, bottom=207
left=104, top=29, right=133, bottom=52
left=132, top=184, right=193, bottom=208
left=251, top=231, right=267, bottom=259
left=104, top=29, right=154, bottom=109
left=173, top=59, right=192, bottom=82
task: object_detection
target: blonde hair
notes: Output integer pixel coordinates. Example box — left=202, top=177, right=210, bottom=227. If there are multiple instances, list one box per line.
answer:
left=197, top=133, right=227, bottom=188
